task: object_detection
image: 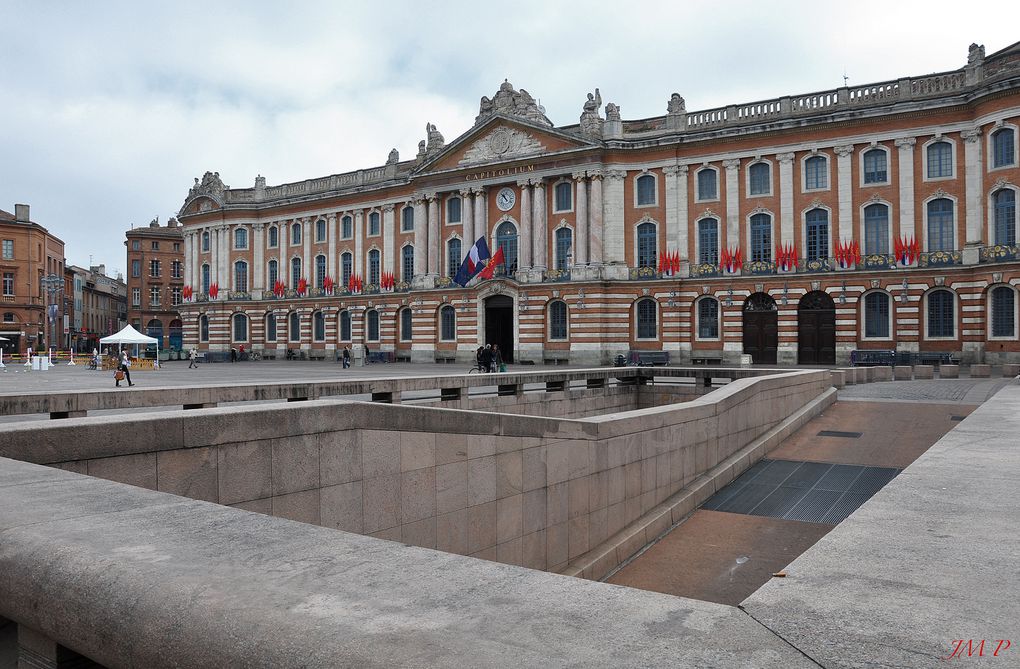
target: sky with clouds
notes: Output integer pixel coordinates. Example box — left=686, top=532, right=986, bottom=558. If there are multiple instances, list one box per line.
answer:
left=1, top=0, right=1017, bottom=274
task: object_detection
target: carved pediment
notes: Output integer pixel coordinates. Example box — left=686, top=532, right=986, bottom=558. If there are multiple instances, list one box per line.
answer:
left=458, top=126, right=546, bottom=166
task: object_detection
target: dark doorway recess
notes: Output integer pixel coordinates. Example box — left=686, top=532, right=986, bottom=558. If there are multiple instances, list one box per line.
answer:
left=484, top=294, right=514, bottom=363
left=743, top=292, right=778, bottom=364
left=798, top=290, right=836, bottom=365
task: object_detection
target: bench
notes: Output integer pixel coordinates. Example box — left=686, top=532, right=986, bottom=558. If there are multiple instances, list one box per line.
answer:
left=629, top=351, right=670, bottom=367
left=915, top=351, right=958, bottom=367
left=543, top=356, right=569, bottom=366
left=851, top=350, right=958, bottom=367
left=850, top=350, right=896, bottom=367
left=434, top=353, right=457, bottom=364
left=366, top=352, right=392, bottom=364
left=691, top=356, right=722, bottom=366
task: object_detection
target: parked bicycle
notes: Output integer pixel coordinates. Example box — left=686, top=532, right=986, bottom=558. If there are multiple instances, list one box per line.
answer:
left=248, top=350, right=262, bottom=361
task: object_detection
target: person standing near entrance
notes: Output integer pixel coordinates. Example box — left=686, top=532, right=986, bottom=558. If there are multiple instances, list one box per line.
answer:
left=481, top=344, right=492, bottom=373
left=492, top=344, right=504, bottom=372
left=117, top=350, right=134, bottom=387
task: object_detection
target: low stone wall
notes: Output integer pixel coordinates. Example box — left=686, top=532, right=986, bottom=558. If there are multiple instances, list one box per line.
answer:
left=0, top=369, right=831, bottom=579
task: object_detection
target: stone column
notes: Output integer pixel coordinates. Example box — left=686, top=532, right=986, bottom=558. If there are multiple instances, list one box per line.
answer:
left=222, top=225, right=231, bottom=291
left=354, top=210, right=364, bottom=281
left=531, top=181, right=547, bottom=272
left=326, top=214, right=337, bottom=279
left=588, top=170, right=604, bottom=266
left=209, top=226, right=219, bottom=288
left=302, top=217, right=311, bottom=285
left=382, top=205, right=395, bottom=275
left=427, top=193, right=440, bottom=276
left=187, top=231, right=197, bottom=289
left=413, top=197, right=427, bottom=281
left=461, top=189, right=474, bottom=245
left=278, top=220, right=286, bottom=288
left=777, top=153, right=796, bottom=247
left=573, top=172, right=589, bottom=266
left=602, top=170, right=626, bottom=273
left=895, top=138, right=916, bottom=242
left=517, top=180, right=532, bottom=270
left=723, top=159, right=741, bottom=249
left=962, top=129, right=985, bottom=258
left=835, top=145, right=854, bottom=245
left=253, top=222, right=264, bottom=291
left=473, top=188, right=487, bottom=248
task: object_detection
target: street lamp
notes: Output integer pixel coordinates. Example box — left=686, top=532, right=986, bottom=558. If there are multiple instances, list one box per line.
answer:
left=39, top=274, right=63, bottom=353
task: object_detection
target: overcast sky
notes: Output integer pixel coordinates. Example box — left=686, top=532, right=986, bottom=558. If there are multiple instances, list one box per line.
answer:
left=1, top=1, right=1017, bottom=274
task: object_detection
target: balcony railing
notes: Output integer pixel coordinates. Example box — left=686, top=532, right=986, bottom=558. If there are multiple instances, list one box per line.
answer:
left=918, top=250, right=962, bottom=268
left=979, top=244, right=1019, bottom=263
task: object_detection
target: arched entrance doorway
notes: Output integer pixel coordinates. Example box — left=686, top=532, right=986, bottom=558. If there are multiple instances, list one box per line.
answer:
left=168, top=319, right=183, bottom=351
left=484, top=294, right=514, bottom=363
left=798, top=291, right=836, bottom=364
left=743, top=292, right=778, bottom=364
left=146, top=319, right=164, bottom=349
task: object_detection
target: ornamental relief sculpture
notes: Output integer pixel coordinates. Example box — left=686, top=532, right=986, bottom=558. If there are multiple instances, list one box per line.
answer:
left=458, top=126, right=547, bottom=166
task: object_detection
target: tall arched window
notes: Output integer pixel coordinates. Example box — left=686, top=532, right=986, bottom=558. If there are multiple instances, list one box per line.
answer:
left=366, top=309, right=379, bottom=341
left=400, top=308, right=413, bottom=342
left=749, top=163, right=770, bottom=195
left=927, top=198, right=955, bottom=251
left=495, top=221, right=518, bottom=274
left=447, top=238, right=462, bottom=278
left=554, top=181, right=572, bottom=212
left=863, top=149, right=888, bottom=184
left=864, top=203, right=890, bottom=255
left=637, top=222, right=657, bottom=268
left=267, top=259, right=278, bottom=288
left=927, top=141, right=953, bottom=178
left=698, top=219, right=719, bottom=265
left=201, top=231, right=209, bottom=252
left=805, top=155, right=827, bottom=190
left=341, top=252, right=353, bottom=285
left=636, top=174, right=656, bottom=205
left=234, top=227, right=248, bottom=249
left=636, top=299, right=657, bottom=339
left=697, top=297, right=719, bottom=339
left=289, top=312, right=301, bottom=342
left=368, top=212, right=380, bottom=235
left=927, top=290, right=955, bottom=338
left=993, top=128, right=1016, bottom=168
left=991, top=286, right=1015, bottom=338
left=805, top=209, right=829, bottom=261
left=265, top=313, right=277, bottom=342
left=315, top=254, right=327, bottom=289
left=368, top=249, right=380, bottom=284
left=549, top=300, right=568, bottom=340
left=233, top=313, right=248, bottom=342
left=341, top=215, right=353, bottom=239
left=697, top=168, right=717, bottom=200
left=316, top=219, right=326, bottom=242
left=291, top=222, right=302, bottom=245
left=863, top=292, right=890, bottom=338
left=313, top=311, right=325, bottom=341
left=440, top=306, right=456, bottom=341
left=201, top=264, right=210, bottom=294
left=555, top=227, right=573, bottom=270
left=234, top=260, right=248, bottom=293
left=268, top=226, right=278, bottom=248
left=339, top=310, right=351, bottom=341
left=447, top=196, right=461, bottom=224
left=750, top=213, right=772, bottom=262
left=402, top=245, right=415, bottom=283
left=291, top=257, right=302, bottom=286
left=993, top=189, right=1016, bottom=246
left=199, top=314, right=209, bottom=342
left=402, top=206, right=414, bottom=232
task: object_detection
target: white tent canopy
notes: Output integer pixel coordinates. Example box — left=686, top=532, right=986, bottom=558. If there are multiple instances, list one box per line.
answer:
left=100, top=324, right=157, bottom=345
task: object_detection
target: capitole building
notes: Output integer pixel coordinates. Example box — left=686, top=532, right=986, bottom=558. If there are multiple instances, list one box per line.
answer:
left=176, top=41, right=1020, bottom=365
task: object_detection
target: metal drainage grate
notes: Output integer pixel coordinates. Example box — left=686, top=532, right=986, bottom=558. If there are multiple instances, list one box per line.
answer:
left=702, top=459, right=900, bottom=525
left=817, top=430, right=863, bottom=438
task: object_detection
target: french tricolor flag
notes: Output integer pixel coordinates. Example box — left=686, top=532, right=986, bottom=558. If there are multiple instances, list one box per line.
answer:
left=453, top=237, right=492, bottom=287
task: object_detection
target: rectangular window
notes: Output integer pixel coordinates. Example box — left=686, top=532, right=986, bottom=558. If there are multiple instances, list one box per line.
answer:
left=863, top=150, right=888, bottom=184
left=750, top=216, right=772, bottom=263
left=927, top=142, right=953, bottom=178
left=805, top=157, right=827, bottom=190
left=342, top=217, right=352, bottom=239
left=806, top=217, right=829, bottom=261
left=864, top=205, right=890, bottom=255
left=149, top=287, right=161, bottom=307
left=402, top=207, right=414, bottom=232
left=151, top=241, right=159, bottom=251
left=864, top=293, right=890, bottom=338
left=131, top=240, right=140, bottom=251
left=697, top=299, right=719, bottom=339
left=171, top=260, right=182, bottom=279
left=697, top=170, right=717, bottom=200
left=2, top=272, right=13, bottom=295
left=131, top=260, right=140, bottom=278
left=554, top=182, right=572, bottom=212
left=369, top=212, right=380, bottom=236
left=173, top=242, right=180, bottom=252
left=991, top=288, right=1015, bottom=337
left=316, top=219, right=326, bottom=242
left=447, top=197, right=461, bottom=224
left=748, top=164, right=770, bottom=195
left=698, top=220, right=718, bottom=265
left=149, top=259, right=161, bottom=277
left=131, top=288, right=140, bottom=307
left=171, top=286, right=182, bottom=305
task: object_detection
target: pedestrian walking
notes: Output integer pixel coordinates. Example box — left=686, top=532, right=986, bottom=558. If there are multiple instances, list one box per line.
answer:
left=230, top=347, right=237, bottom=362
left=116, top=350, right=134, bottom=387
left=188, top=347, right=198, bottom=369
left=342, top=345, right=351, bottom=369
left=481, top=344, right=493, bottom=373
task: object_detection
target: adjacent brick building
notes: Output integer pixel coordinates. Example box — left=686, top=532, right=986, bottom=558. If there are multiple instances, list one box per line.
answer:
left=125, top=218, right=185, bottom=350
left=66, top=264, right=128, bottom=352
left=0, top=204, right=66, bottom=356
left=176, top=41, right=1020, bottom=365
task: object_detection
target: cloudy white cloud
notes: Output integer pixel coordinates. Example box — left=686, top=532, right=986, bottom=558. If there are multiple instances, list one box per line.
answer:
left=0, top=0, right=1016, bottom=272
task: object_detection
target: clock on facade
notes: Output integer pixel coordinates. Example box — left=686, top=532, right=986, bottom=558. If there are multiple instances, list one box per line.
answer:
left=495, top=187, right=516, bottom=211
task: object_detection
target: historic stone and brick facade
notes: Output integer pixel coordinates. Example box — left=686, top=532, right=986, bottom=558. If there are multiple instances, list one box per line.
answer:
left=125, top=218, right=185, bottom=350
left=177, top=41, right=1020, bottom=365
left=66, top=264, right=128, bottom=353
left=0, top=204, right=66, bottom=355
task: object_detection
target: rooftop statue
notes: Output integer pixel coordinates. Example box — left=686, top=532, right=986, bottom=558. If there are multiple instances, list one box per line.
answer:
left=667, top=93, right=686, bottom=114
left=474, top=80, right=553, bottom=127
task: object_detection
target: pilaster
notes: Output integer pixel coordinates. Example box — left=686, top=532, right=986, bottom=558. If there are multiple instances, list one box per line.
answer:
left=834, top=145, right=854, bottom=243
left=473, top=189, right=488, bottom=248
left=777, top=153, right=795, bottom=246
left=602, top=169, right=627, bottom=270
left=302, top=217, right=311, bottom=286
left=573, top=172, right=589, bottom=265
left=253, top=222, right=265, bottom=291
left=517, top=180, right=532, bottom=270
left=723, top=159, right=741, bottom=248
left=895, top=138, right=916, bottom=242
left=962, top=129, right=984, bottom=250
left=461, top=189, right=474, bottom=245
left=326, top=214, right=337, bottom=280
left=382, top=205, right=395, bottom=275
left=588, top=170, right=604, bottom=265
left=427, top=194, right=440, bottom=276
left=413, top=198, right=426, bottom=280
left=354, top=210, right=364, bottom=281
left=531, top=181, right=547, bottom=272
